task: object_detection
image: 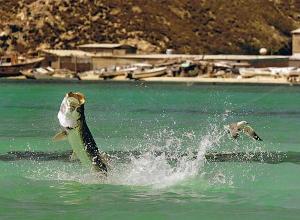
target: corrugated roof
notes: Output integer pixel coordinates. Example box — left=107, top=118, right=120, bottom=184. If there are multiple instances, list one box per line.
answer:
left=106, top=54, right=289, bottom=60
left=42, top=49, right=92, bottom=57
left=291, top=28, right=300, bottom=34
left=78, top=43, right=124, bottom=48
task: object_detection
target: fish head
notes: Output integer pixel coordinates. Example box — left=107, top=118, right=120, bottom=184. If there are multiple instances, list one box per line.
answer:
left=57, top=92, right=86, bottom=129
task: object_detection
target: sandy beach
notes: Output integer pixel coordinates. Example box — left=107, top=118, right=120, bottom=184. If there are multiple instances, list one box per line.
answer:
left=1, top=75, right=297, bottom=86
left=141, top=76, right=294, bottom=85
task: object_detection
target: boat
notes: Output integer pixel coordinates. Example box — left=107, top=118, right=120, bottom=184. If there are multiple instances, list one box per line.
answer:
left=21, top=67, right=77, bottom=80
left=99, top=67, right=137, bottom=79
left=239, top=67, right=300, bottom=79
left=99, top=63, right=152, bottom=79
left=239, top=68, right=275, bottom=78
left=267, top=67, right=298, bottom=77
left=267, top=67, right=300, bottom=83
left=180, top=61, right=200, bottom=77
left=0, top=55, right=44, bottom=77
left=128, top=67, right=167, bottom=79
left=77, top=71, right=100, bottom=80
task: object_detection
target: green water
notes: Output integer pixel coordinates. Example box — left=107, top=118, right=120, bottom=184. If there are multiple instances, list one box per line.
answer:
left=0, top=81, right=300, bottom=220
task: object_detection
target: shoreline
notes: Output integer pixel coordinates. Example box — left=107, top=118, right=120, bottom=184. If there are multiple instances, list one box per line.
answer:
left=0, top=76, right=298, bottom=86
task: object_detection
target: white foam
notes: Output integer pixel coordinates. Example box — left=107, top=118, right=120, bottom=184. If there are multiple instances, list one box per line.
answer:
left=27, top=126, right=226, bottom=188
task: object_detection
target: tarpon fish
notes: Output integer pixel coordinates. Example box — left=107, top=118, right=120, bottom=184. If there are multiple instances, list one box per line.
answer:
left=53, top=92, right=108, bottom=174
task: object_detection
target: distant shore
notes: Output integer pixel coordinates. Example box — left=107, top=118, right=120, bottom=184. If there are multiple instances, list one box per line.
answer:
left=0, top=75, right=298, bottom=86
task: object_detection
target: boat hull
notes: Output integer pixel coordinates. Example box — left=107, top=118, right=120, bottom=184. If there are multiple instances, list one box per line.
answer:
left=131, top=67, right=167, bottom=79
left=0, top=57, right=44, bottom=77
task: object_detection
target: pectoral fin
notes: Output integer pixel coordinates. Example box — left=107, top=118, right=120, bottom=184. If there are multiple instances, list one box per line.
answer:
left=53, top=131, right=68, bottom=141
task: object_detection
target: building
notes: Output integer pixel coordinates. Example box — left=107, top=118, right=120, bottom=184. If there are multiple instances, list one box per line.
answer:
left=289, top=28, right=300, bottom=67
left=42, top=50, right=93, bottom=72
left=77, top=43, right=137, bottom=55
left=42, top=43, right=137, bottom=72
left=291, top=28, right=300, bottom=55
left=41, top=42, right=290, bottom=72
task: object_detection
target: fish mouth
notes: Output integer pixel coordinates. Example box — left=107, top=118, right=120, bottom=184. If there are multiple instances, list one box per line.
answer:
left=66, top=92, right=85, bottom=105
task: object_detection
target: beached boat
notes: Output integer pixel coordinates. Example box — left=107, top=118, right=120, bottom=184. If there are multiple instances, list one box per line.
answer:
left=180, top=61, right=200, bottom=77
left=239, top=67, right=300, bottom=80
left=128, top=67, right=167, bottom=79
left=267, top=67, right=300, bottom=83
left=239, top=68, right=275, bottom=78
left=267, top=67, right=299, bottom=77
left=21, top=67, right=77, bottom=80
left=0, top=55, right=44, bottom=77
left=99, top=63, right=152, bottom=79
left=99, top=67, right=137, bottom=79
left=77, top=71, right=101, bottom=80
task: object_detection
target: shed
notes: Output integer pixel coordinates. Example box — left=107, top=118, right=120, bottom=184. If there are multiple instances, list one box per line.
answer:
left=42, top=49, right=93, bottom=72
left=77, top=43, right=137, bottom=55
left=291, top=28, right=300, bottom=55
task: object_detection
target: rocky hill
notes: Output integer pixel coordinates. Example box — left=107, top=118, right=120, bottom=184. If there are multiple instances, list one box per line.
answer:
left=0, top=0, right=300, bottom=55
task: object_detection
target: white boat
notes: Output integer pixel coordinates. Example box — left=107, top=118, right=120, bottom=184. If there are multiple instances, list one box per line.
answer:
left=267, top=67, right=299, bottom=77
left=99, top=67, right=137, bottom=79
left=21, top=67, right=77, bottom=80
left=129, top=67, right=167, bottom=79
left=239, top=68, right=275, bottom=78
left=239, top=67, right=300, bottom=78
left=78, top=71, right=100, bottom=80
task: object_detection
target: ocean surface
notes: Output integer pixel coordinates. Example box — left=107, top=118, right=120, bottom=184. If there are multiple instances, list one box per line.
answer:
left=0, top=81, right=300, bottom=220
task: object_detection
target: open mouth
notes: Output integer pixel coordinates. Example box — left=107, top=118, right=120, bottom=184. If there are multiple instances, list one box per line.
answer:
left=66, top=92, right=85, bottom=105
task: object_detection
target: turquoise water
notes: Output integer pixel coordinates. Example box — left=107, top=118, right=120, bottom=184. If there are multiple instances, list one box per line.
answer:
left=0, top=81, right=300, bottom=220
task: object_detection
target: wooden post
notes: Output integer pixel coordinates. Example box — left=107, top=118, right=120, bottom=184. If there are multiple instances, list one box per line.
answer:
left=75, top=56, right=77, bottom=73
left=58, top=56, right=61, bottom=69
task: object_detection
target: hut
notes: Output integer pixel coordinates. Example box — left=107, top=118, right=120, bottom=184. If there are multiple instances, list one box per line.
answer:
left=77, top=43, right=137, bottom=55
left=42, top=50, right=93, bottom=72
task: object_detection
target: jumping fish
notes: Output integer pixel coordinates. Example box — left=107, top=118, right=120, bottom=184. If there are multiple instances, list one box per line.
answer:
left=224, top=121, right=263, bottom=141
left=53, top=92, right=108, bottom=174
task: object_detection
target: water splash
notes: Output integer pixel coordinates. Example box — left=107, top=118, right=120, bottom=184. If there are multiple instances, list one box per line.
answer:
left=108, top=124, right=224, bottom=188
left=26, top=124, right=226, bottom=189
